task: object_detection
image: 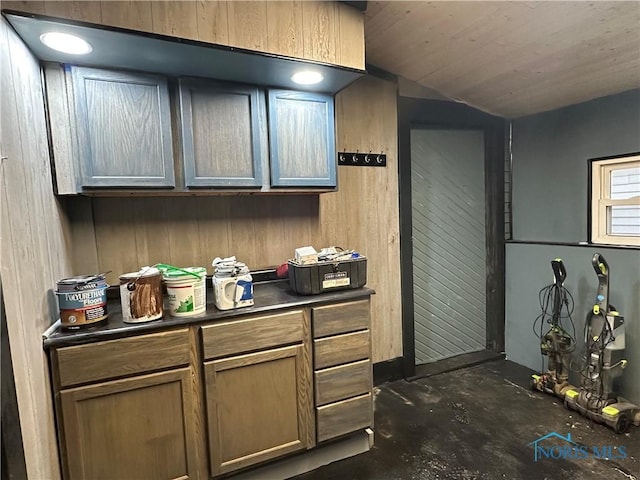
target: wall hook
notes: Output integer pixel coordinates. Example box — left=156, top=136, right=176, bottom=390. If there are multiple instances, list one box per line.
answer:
left=337, top=151, right=386, bottom=168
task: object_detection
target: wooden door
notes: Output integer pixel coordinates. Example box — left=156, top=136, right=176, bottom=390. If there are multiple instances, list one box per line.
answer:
left=59, top=368, right=196, bottom=480
left=267, top=90, right=336, bottom=187
left=179, top=79, right=264, bottom=187
left=71, top=66, right=175, bottom=188
left=204, top=344, right=314, bottom=475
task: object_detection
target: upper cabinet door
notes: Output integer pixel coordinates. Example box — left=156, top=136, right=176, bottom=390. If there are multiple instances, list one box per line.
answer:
left=71, top=67, right=175, bottom=188
left=179, top=79, right=263, bottom=188
left=268, top=91, right=336, bottom=188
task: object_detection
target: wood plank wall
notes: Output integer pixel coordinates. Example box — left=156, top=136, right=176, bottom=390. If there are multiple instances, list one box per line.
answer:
left=0, top=17, right=73, bottom=480
left=65, top=195, right=321, bottom=280
left=1, top=1, right=365, bottom=69
left=322, top=75, right=402, bottom=362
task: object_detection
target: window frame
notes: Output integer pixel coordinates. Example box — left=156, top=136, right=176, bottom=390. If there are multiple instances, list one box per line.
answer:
left=589, top=153, right=640, bottom=247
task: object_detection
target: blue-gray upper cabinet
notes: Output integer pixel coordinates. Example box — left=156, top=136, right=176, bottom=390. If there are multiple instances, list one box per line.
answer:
left=267, top=91, right=336, bottom=188
left=71, top=66, right=175, bottom=188
left=178, top=79, right=263, bottom=188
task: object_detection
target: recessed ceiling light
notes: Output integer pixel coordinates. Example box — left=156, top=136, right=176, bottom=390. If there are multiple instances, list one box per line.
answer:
left=40, top=32, right=93, bottom=55
left=291, top=71, right=324, bottom=85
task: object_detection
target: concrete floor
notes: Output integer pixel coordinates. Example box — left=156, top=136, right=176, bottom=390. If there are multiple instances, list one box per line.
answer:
left=297, top=360, right=639, bottom=480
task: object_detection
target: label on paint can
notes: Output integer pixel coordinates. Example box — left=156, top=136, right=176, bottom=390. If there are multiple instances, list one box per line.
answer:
left=56, top=275, right=109, bottom=329
left=164, top=267, right=207, bottom=317
left=60, top=303, right=108, bottom=327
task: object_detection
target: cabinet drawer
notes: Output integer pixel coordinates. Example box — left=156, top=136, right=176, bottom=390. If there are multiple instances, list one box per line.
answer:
left=202, top=310, right=304, bottom=359
left=55, top=329, right=190, bottom=388
left=317, top=393, right=372, bottom=442
left=314, top=330, right=370, bottom=369
left=315, top=359, right=371, bottom=406
left=312, top=299, right=370, bottom=338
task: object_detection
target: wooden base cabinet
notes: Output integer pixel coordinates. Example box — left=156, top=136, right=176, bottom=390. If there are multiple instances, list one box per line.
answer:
left=59, top=368, right=197, bottom=480
left=52, top=329, right=196, bottom=480
left=200, top=309, right=314, bottom=476
left=204, top=344, right=314, bottom=476
left=47, top=295, right=373, bottom=479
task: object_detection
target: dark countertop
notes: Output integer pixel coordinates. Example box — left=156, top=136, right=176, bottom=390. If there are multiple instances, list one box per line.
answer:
left=43, top=280, right=375, bottom=349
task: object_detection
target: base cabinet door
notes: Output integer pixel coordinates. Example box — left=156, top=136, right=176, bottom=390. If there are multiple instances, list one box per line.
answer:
left=59, top=368, right=197, bottom=480
left=205, top=344, right=314, bottom=476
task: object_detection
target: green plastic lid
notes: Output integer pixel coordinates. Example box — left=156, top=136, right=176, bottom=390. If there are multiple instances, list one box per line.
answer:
left=161, top=266, right=207, bottom=279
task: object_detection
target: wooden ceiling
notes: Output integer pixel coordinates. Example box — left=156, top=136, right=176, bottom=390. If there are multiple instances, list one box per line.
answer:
left=364, top=1, right=640, bottom=118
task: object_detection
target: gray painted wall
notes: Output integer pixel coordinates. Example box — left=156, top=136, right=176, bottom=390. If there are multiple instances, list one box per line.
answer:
left=512, top=89, right=640, bottom=243
left=506, top=89, right=640, bottom=404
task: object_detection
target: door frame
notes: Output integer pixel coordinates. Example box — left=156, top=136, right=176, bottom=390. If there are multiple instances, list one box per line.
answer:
left=398, top=97, right=507, bottom=378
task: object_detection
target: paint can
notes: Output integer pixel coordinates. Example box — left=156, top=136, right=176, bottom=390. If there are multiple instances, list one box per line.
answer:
left=56, top=274, right=109, bottom=329
left=119, top=267, right=163, bottom=323
left=163, top=267, right=207, bottom=317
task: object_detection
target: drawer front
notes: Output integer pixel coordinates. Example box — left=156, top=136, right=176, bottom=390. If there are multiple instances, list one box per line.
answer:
left=202, top=310, right=304, bottom=359
left=312, top=299, right=370, bottom=338
left=317, top=393, right=372, bottom=442
left=314, top=330, right=370, bottom=369
left=315, top=359, right=371, bottom=406
left=55, top=329, right=190, bottom=388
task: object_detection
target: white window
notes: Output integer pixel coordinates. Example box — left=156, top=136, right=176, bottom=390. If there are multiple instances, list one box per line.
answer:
left=591, top=154, right=640, bottom=246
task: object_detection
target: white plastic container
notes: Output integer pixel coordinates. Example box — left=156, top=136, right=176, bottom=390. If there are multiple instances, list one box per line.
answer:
left=211, top=257, right=253, bottom=310
left=163, top=267, right=207, bottom=317
left=212, top=274, right=254, bottom=310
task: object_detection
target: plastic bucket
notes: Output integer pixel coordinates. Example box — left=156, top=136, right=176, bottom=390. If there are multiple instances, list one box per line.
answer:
left=119, top=267, right=163, bottom=323
left=56, top=274, right=109, bottom=329
left=163, top=267, right=207, bottom=317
